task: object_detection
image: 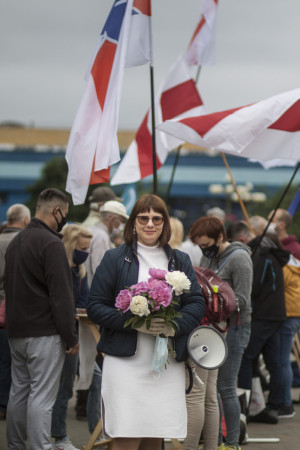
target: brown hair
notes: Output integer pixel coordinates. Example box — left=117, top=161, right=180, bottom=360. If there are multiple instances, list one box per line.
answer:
left=36, top=188, right=69, bottom=213
left=124, top=194, right=171, bottom=247
left=189, top=216, right=227, bottom=244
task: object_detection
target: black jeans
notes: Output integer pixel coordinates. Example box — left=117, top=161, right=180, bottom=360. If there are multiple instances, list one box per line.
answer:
left=238, top=320, right=282, bottom=409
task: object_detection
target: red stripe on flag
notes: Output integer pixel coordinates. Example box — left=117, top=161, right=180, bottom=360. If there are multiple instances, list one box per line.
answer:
left=89, top=158, right=110, bottom=184
left=160, top=80, right=203, bottom=122
left=136, top=113, right=162, bottom=178
left=268, top=100, right=300, bottom=132
left=133, top=0, right=151, bottom=16
left=180, top=106, right=242, bottom=137
left=91, top=41, right=117, bottom=109
left=188, top=17, right=205, bottom=48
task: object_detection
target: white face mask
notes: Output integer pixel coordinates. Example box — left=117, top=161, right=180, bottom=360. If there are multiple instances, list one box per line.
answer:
left=267, top=223, right=277, bottom=234
left=116, top=223, right=125, bottom=233
left=110, top=222, right=125, bottom=240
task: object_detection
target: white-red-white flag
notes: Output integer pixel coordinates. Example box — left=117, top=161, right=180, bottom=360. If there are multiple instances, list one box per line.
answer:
left=126, top=0, right=152, bottom=67
left=111, top=56, right=204, bottom=185
left=185, top=0, right=219, bottom=66
left=66, top=0, right=152, bottom=205
left=158, top=88, right=300, bottom=165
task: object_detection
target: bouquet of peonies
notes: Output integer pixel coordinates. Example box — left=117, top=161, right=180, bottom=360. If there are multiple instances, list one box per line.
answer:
left=115, top=268, right=191, bottom=373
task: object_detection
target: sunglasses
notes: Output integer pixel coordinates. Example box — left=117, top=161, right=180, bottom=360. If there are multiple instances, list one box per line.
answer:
left=136, top=215, right=164, bottom=226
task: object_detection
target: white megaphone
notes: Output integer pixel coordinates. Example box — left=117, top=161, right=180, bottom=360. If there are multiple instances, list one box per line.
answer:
left=187, top=325, right=228, bottom=370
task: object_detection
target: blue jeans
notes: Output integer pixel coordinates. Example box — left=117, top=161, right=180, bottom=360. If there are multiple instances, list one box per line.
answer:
left=218, top=323, right=251, bottom=448
left=238, top=320, right=282, bottom=410
left=51, top=353, right=79, bottom=439
left=278, top=317, right=300, bottom=406
left=0, top=329, right=11, bottom=412
left=52, top=356, right=101, bottom=437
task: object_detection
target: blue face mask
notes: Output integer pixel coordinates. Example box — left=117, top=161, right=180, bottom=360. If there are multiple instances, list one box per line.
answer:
left=73, top=249, right=89, bottom=266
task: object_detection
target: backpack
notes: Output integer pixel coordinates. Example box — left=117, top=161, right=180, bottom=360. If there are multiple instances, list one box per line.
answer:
left=193, top=266, right=238, bottom=332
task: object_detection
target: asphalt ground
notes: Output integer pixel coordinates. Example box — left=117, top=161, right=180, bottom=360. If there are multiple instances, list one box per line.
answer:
left=1, top=389, right=300, bottom=449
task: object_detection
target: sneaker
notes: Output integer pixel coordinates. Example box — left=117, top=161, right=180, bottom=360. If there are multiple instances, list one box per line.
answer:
left=248, top=407, right=278, bottom=424
left=278, top=404, right=296, bottom=419
left=53, top=437, right=79, bottom=450
left=239, top=413, right=248, bottom=445
left=223, top=446, right=241, bottom=450
left=217, top=445, right=225, bottom=450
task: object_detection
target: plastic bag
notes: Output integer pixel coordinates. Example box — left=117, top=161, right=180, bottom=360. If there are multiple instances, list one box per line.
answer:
left=248, top=377, right=265, bottom=416
left=151, top=336, right=168, bottom=374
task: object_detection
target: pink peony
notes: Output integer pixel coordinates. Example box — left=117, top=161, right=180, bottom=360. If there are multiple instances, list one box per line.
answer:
left=148, top=277, right=168, bottom=290
left=130, top=281, right=149, bottom=295
left=115, top=289, right=133, bottom=312
left=149, top=281, right=172, bottom=310
left=148, top=268, right=167, bottom=280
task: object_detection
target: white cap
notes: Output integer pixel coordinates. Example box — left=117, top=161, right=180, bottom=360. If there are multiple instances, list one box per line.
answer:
left=100, top=201, right=129, bottom=220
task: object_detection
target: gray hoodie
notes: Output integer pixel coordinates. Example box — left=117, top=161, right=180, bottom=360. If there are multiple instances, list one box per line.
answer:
left=200, top=241, right=253, bottom=325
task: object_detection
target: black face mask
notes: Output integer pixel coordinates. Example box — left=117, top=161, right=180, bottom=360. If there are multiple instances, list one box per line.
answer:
left=73, top=249, right=89, bottom=266
left=202, top=243, right=219, bottom=259
left=54, top=209, right=68, bottom=232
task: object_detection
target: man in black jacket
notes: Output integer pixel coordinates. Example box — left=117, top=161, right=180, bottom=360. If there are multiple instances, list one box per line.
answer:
left=0, top=203, right=31, bottom=421
left=5, top=188, right=78, bottom=450
left=227, top=220, right=290, bottom=424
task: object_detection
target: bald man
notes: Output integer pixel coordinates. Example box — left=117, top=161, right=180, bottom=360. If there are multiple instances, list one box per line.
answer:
left=268, top=208, right=300, bottom=259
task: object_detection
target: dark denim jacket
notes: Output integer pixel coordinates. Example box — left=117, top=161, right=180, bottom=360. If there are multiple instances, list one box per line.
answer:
left=87, top=242, right=205, bottom=362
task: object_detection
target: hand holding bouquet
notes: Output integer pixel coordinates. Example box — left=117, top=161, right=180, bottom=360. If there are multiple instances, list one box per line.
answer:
left=115, top=268, right=191, bottom=373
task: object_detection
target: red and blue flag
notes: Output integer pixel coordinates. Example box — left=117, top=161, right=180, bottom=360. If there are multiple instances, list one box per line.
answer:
left=66, top=0, right=151, bottom=205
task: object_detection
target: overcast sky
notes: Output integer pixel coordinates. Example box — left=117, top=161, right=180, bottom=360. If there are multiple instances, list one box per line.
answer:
left=1, top=0, right=300, bottom=131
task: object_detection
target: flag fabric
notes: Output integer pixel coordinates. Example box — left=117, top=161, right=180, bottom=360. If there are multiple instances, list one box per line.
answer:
left=185, top=0, right=219, bottom=66
left=158, top=88, right=300, bottom=165
left=66, top=0, right=152, bottom=205
left=122, top=183, right=138, bottom=214
left=288, top=188, right=300, bottom=217
left=111, top=56, right=205, bottom=185
left=111, top=0, right=219, bottom=186
left=126, top=0, right=152, bottom=67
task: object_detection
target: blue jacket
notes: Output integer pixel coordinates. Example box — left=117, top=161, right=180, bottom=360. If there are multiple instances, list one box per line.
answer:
left=87, top=242, right=205, bottom=362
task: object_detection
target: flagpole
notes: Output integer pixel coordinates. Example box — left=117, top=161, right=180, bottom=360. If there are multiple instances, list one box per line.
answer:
left=252, top=161, right=300, bottom=256
left=165, top=66, right=202, bottom=202
left=149, top=63, right=158, bottom=195
left=220, top=153, right=254, bottom=233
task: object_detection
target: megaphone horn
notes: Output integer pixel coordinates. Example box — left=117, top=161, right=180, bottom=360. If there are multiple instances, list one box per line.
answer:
left=187, top=326, right=228, bottom=370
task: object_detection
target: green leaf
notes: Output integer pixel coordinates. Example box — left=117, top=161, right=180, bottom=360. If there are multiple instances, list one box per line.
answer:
left=170, top=319, right=179, bottom=330
left=146, top=316, right=152, bottom=329
left=124, top=317, right=135, bottom=328
left=131, top=316, right=146, bottom=329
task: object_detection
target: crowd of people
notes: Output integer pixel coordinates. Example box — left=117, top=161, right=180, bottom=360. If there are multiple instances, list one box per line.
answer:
left=1, top=186, right=300, bottom=450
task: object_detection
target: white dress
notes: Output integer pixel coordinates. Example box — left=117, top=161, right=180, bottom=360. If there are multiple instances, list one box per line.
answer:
left=102, top=242, right=187, bottom=438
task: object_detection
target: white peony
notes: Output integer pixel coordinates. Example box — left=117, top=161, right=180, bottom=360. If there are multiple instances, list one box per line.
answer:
left=165, top=271, right=191, bottom=296
left=130, top=296, right=150, bottom=317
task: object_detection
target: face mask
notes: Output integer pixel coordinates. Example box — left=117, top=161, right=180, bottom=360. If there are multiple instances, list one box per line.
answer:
left=267, top=223, right=277, bottom=234
left=110, top=222, right=125, bottom=238
left=115, top=222, right=125, bottom=234
left=73, top=249, right=89, bottom=266
left=118, top=222, right=125, bottom=232
left=202, top=243, right=219, bottom=259
left=54, top=209, right=68, bottom=232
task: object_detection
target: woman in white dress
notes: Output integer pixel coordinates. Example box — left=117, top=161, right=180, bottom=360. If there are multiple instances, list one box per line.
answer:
left=87, top=194, right=205, bottom=450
